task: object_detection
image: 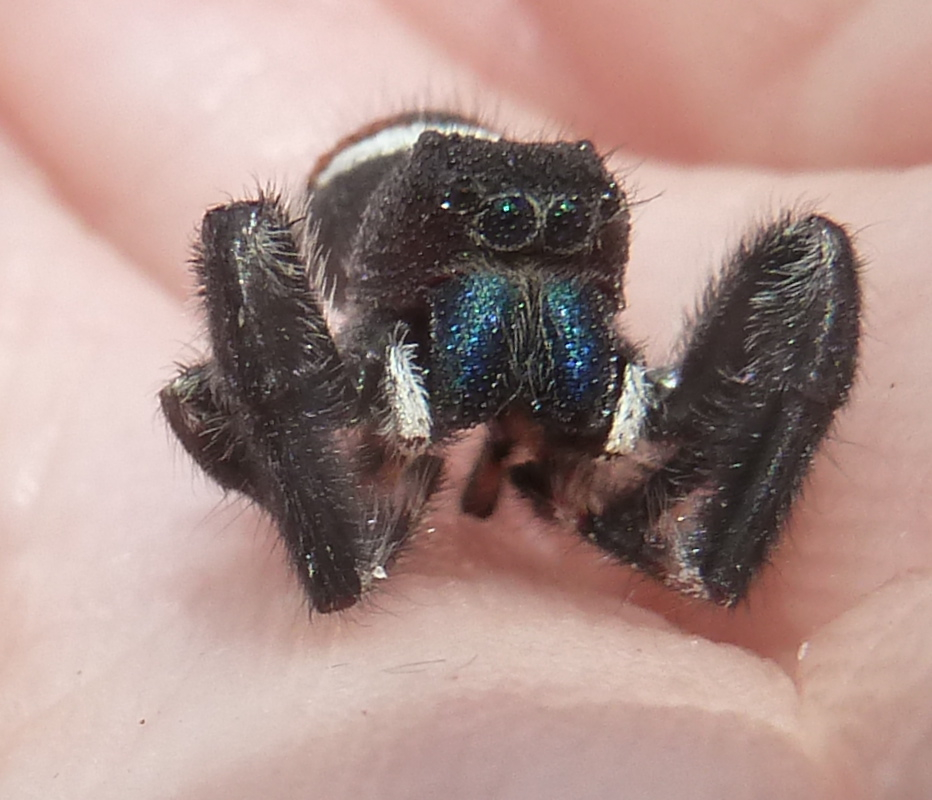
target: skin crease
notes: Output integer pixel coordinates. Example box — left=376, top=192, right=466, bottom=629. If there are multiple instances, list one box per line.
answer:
left=0, top=0, right=931, bottom=797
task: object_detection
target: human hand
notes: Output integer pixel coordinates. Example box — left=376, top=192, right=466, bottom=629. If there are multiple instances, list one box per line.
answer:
left=1, top=1, right=930, bottom=797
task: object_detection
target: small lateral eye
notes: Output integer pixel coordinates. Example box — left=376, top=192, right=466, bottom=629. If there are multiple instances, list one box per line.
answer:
left=599, top=182, right=622, bottom=218
left=441, top=177, right=481, bottom=213
left=475, top=193, right=540, bottom=251
left=544, top=195, right=591, bottom=253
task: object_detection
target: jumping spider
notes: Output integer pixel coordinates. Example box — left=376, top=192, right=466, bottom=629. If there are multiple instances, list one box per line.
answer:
left=161, top=113, right=861, bottom=614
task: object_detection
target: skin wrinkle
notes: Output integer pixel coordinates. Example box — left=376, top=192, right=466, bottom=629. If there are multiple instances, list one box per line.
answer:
left=0, top=1, right=929, bottom=798
left=393, top=0, right=930, bottom=167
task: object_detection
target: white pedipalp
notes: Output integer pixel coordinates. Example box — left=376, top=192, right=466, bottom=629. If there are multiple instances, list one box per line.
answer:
left=605, top=362, right=656, bottom=456
left=381, top=332, right=432, bottom=453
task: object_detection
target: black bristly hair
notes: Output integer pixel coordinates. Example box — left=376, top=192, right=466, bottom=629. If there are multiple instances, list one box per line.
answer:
left=161, top=112, right=860, bottom=613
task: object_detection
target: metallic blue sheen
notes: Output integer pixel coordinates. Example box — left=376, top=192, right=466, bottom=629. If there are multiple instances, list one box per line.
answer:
left=541, top=280, right=610, bottom=412
left=432, top=272, right=516, bottom=401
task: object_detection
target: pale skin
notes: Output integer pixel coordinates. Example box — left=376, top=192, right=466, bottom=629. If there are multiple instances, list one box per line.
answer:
left=1, top=1, right=931, bottom=798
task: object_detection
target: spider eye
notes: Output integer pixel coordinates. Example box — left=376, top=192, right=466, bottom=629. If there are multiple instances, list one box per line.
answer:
left=544, top=195, right=592, bottom=252
left=475, top=193, right=540, bottom=251
left=441, top=178, right=481, bottom=213
left=599, top=183, right=622, bottom=218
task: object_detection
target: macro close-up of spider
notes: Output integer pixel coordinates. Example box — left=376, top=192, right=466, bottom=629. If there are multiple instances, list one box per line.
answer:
left=160, top=113, right=861, bottom=615
left=6, top=1, right=932, bottom=797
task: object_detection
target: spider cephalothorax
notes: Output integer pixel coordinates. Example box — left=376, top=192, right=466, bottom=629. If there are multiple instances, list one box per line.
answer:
left=161, top=113, right=861, bottom=613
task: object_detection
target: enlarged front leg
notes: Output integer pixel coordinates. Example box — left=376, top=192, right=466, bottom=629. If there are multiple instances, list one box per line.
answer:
left=587, top=215, right=861, bottom=604
left=161, top=196, right=437, bottom=613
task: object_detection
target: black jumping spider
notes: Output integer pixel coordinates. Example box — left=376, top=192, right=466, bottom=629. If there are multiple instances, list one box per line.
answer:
left=161, top=113, right=861, bottom=613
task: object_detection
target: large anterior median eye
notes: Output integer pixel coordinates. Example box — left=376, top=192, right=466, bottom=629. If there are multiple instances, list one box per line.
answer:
left=475, top=192, right=541, bottom=251
left=544, top=195, right=592, bottom=253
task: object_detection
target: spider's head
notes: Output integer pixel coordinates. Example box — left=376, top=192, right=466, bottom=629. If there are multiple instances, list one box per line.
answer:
left=352, top=129, right=630, bottom=308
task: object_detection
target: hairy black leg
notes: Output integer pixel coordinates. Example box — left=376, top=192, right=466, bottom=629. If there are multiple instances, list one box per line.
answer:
left=194, top=196, right=362, bottom=611
left=168, top=196, right=435, bottom=612
left=587, top=215, right=861, bottom=604
left=160, top=363, right=256, bottom=497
